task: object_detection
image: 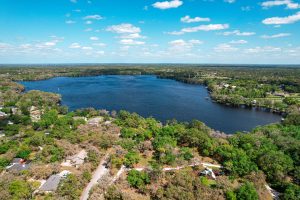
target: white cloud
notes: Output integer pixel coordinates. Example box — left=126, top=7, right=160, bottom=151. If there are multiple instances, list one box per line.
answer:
left=120, top=39, right=145, bottom=45
left=82, top=46, right=93, bottom=50
left=261, top=0, right=300, bottom=9
left=95, top=51, right=105, bottom=55
left=261, top=33, right=291, bottom=38
left=181, top=15, right=210, bottom=23
left=90, top=36, right=99, bottom=41
left=169, top=39, right=203, bottom=52
left=83, top=15, right=103, bottom=20
left=152, top=0, right=183, bottom=10
left=229, top=40, right=248, bottom=44
left=214, top=43, right=238, bottom=52
left=262, top=11, right=300, bottom=24
left=106, top=23, right=141, bottom=34
left=69, top=43, right=81, bottom=49
left=224, top=0, right=236, bottom=3
left=119, top=33, right=146, bottom=39
left=65, top=20, right=76, bottom=24
left=245, top=46, right=281, bottom=53
left=181, top=24, right=229, bottom=33
left=222, top=30, right=256, bottom=36
left=93, top=43, right=106, bottom=47
left=85, top=21, right=93, bottom=25
left=44, top=42, right=56, bottom=47
left=165, top=31, right=185, bottom=35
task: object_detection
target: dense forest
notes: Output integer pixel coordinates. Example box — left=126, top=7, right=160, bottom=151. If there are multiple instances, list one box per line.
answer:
left=0, top=66, right=299, bottom=200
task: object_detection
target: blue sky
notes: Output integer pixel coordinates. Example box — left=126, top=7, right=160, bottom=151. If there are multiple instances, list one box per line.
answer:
left=0, top=0, right=300, bottom=64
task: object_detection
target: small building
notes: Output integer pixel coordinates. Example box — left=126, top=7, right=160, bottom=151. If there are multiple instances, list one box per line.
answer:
left=200, top=167, right=216, bottom=180
left=61, top=150, right=87, bottom=168
left=6, top=158, right=31, bottom=172
left=0, top=111, right=7, bottom=119
left=11, top=107, right=18, bottom=115
left=39, top=170, right=71, bottom=193
left=87, top=117, right=103, bottom=127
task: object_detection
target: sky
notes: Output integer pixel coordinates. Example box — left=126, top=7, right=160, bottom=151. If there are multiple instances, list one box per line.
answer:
left=0, top=0, right=300, bottom=64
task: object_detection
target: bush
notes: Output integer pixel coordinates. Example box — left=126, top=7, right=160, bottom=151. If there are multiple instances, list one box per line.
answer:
left=127, top=170, right=150, bottom=190
left=236, top=182, right=258, bottom=200
left=226, top=190, right=237, bottom=200
left=124, top=151, right=140, bottom=167
left=0, top=158, right=10, bottom=169
left=8, top=180, right=32, bottom=200
left=16, top=149, right=31, bottom=159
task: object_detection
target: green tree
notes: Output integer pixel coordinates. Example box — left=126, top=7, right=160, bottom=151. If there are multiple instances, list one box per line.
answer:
left=124, top=151, right=140, bottom=168
left=127, top=170, right=150, bottom=190
left=57, top=174, right=81, bottom=200
left=8, top=180, right=32, bottom=200
left=236, top=182, right=258, bottom=200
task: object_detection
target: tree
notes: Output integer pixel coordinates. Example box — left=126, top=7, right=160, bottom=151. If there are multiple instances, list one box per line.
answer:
left=226, top=190, right=237, bottom=200
left=282, top=184, right=300, bottom=200
left=216, top=145, right=258, bottom=177
left=57, top=174, right=81, bottom=200
left=258, top=150, right=293, bottom=181
left=0, top=158, right=10, bottom=169
left=180, top=147, right=194, bottom=161
left=127, top=170, right=150, bottom=190
left=124, top=151, right=140, bottom=167
left=16, top=149, right=31, bottom=159
left=104, top=186, right=123, bottom=200
left=8, top=180, right=32, bottom=200
left=236, top=182, right=258, bottom=200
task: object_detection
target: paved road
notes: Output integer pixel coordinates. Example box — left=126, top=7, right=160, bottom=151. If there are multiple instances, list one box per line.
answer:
left=80, top=154, right=109, bottom=200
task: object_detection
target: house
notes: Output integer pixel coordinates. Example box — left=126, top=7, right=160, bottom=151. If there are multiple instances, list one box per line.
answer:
left=200, top=167, right=216, bottom=180
left=39, top=170, right=71, bottom=193
left=39, top=175, right=61, bottom=192
left=6, top=158, right=31, bottom=172
left=0, top=111, right=7, bottom=119
left=11, top=107, right=18, bottom=115
left=87, top=117, right=103, bottom=127
left=61, top=150, right=87, bottom=168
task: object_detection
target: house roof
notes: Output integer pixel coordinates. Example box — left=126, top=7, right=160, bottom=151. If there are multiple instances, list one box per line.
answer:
left=39, top=175, right=62, bottom=192
left=66, top=150, right=87, bottom=166
left=0, top=111, right=7, bottom=117
left=7, top=161, right=31, bottom=172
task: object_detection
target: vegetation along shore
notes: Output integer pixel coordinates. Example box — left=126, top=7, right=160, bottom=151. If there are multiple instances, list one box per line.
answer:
left=0, top=65, right=299, bottom=200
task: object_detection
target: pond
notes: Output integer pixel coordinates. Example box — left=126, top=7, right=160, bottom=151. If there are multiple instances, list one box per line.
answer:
left=20, top=75, right=281, bottom=133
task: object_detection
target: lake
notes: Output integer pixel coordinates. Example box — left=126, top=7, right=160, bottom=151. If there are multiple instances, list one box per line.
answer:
left=20, top=75, right=281, bottom=133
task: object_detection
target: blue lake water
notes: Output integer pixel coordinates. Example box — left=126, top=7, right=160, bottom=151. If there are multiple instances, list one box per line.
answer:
left=20, top=75, right=281, bottom=133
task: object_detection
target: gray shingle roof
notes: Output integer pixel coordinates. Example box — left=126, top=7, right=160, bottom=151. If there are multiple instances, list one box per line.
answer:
left=39, top=175, right=62, bottom=192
